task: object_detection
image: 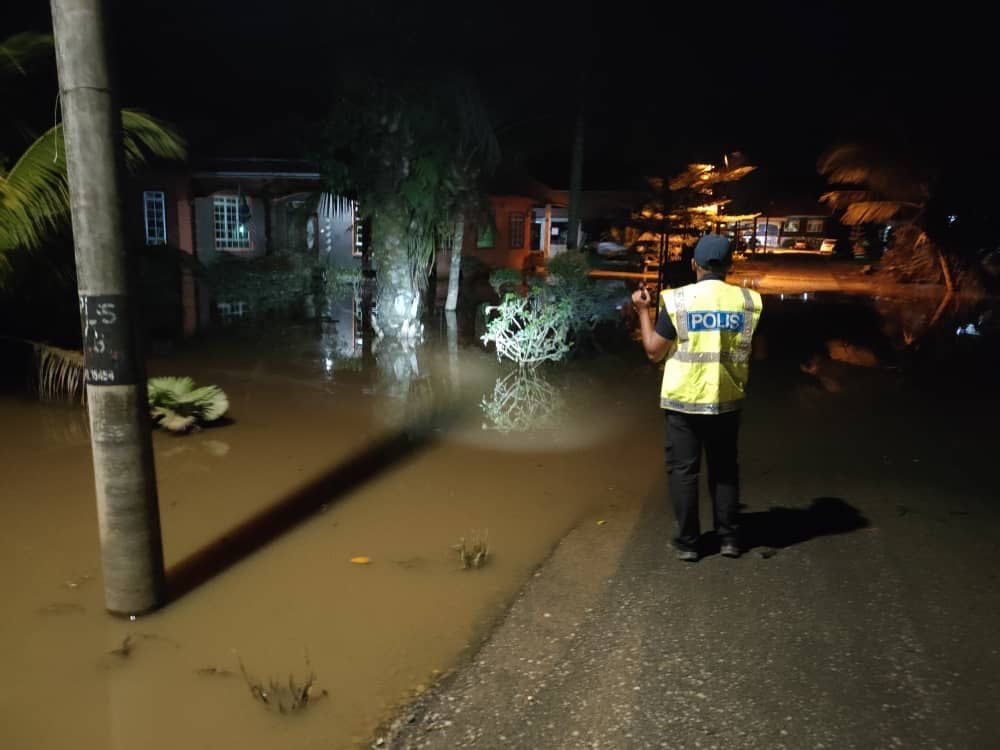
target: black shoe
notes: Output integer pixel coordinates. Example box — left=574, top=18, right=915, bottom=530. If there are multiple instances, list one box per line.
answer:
left=720, top=541, right=741, bottom=558
left=675, top=547, right=699, bottom=562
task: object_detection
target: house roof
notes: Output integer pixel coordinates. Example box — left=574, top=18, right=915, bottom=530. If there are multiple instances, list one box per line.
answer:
left=190, top=157, right=323, bottom=197
left=487, top=167, right=565, bottom=206
left=192, top=157, right=321, bottom=180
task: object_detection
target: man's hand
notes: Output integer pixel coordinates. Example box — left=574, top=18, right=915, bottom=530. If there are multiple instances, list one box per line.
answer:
left=631, top=285, right=672, bottom=363
left=631, top=285, right=652, bottom=310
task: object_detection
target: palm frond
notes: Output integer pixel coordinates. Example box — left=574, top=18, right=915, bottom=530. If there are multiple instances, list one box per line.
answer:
left=176, top=384, right=229, bottom=422
left=839, top=201, right=916, bottom=225
left=819, top=164, right=876, bottom=186
left=0, top=125, right=71, bottom=254
left=0, top=109, right=186, bottom=257
left=818, top=145, right=874, bottom=186
left=446, top=75, right=500, bottom=171
left=148, top=376, right=196, bottom=405
left=32, top=342, right=85, bottom=403
left=120, top=110, right=187, bottom=169
left=818, top=143, right=929, bottom=202
left=0, top=32, right=53, bottom=78
left=148, top=376, right=229, bottom=433
left=819, top=190, right=873, bottom=209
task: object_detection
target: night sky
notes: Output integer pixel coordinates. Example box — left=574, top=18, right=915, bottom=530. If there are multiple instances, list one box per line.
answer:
left=4, top=1, right=994, bottom=198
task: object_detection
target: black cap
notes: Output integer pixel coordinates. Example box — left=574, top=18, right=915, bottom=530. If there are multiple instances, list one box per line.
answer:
left=694, top=235, right=732, bottom=269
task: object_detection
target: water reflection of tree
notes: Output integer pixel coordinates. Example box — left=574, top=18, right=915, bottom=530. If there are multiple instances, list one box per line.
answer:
left=317, top=294, right=364, bottom=376
left=373, top=337, right=435, bottom=427
left=874, top=292, right=999, bottom=366
left=874, top=294, right=940, bottom=349
left=480, top=369, right=564, bottom=434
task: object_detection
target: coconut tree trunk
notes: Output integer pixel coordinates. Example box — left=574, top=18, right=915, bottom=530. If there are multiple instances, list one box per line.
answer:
left=444, top=213, right=465, bottom=312
left=927, top=242, right=956, bottom=328
left=371, top=200, right=424, bottom=340
left=934, top=243, right=954, bottom=293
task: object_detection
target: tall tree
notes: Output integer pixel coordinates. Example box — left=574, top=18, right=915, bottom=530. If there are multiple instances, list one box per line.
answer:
left=442, top=81, right=499, bottom=311
left=323, top=72, right=497, bottom=336
left=818, top=144, right=952, bottom=291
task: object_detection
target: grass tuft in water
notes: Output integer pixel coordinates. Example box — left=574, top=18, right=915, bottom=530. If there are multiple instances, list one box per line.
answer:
left=453, top=529, right=489, bottom=570
left=237, top=653, right=327, bottom=715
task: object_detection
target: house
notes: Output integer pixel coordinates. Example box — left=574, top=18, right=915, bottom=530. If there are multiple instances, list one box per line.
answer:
left=438, top=170, right=648, bottom=281
left=727, top=200, right=832, bottom=250
left=442, top=172, right=569, bottom=275
left=127, top=158, right=361, bottom=335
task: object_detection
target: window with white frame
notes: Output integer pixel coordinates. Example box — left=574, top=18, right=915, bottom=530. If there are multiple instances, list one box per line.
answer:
left=213, top=195, right=251, bottom=250
left=806, top=218, right=824, bottom=234
left=143, top=191, right=167, bottom=245
left=352, top=200, right=363, bottom=257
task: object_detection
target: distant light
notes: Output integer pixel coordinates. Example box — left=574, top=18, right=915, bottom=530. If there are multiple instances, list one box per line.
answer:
left=948, top=214, right=958, bottom=225
left=802, top=292, right=809, bottom=301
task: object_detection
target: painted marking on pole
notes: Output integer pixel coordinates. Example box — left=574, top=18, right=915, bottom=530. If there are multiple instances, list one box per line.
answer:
left=79, top=294, right=135, bottom=385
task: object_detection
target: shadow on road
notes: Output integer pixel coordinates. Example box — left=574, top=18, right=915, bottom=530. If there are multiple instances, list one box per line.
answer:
left=736, top=496, right=869, bottom=553
left=697, top=496, right=869, bottom=555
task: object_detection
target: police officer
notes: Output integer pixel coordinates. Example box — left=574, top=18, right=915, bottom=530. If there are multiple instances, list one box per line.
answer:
left=632, top=235, right=763, bottom=562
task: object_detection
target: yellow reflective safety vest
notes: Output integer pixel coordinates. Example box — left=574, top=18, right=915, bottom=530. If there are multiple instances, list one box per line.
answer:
left=658, top=280, right=763, bottom=414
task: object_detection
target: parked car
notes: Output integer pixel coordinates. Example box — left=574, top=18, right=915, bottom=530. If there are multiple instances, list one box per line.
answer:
left=594, top=240, right=629, bottom=257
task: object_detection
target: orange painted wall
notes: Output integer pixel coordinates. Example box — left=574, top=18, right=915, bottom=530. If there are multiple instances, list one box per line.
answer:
left=462, top=195, right=536, bottom=270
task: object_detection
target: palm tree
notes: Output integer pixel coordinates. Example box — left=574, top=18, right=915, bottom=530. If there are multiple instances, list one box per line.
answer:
left=441, top=81, right=500, bottom=311
left=323, top=72, right=498, bottom=337
left=0, top=31, right=52, bottom=77
left=0, top=32, right=186, bottom=398
left=0, top=32, right=187, bottom=281
left=818, top=143, right=971, bottom=338
left=818, top=144, right=952, bottom=292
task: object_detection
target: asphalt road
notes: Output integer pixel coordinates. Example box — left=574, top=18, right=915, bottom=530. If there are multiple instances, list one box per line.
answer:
left=378, top=356, right=1000, bottom=750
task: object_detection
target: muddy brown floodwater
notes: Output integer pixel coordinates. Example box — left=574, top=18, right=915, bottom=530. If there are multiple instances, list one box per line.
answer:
left=3, top=280, right=997, bottom=750
left=0, top=318, right=665, bottom=750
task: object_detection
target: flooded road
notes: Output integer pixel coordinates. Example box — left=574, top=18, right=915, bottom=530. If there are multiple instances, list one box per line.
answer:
left=0, top=315, right=664, bottom=750
left=2, top=282, right=998, bottom=749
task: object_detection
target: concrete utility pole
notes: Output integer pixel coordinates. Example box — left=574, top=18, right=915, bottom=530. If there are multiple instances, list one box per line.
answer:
left=50, top=0, right=165, bottom=615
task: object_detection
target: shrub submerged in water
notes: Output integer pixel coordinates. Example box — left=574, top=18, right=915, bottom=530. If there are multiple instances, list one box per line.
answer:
left=148, top=376, right=229, bottom=433
left=481, top=252, right=625, bottom=368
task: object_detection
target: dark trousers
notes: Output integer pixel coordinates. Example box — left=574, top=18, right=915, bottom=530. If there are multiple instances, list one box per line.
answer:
left=664, top=409, right=741, bottom=551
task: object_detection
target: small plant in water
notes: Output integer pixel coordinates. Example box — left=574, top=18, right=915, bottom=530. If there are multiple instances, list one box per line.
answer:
left=488, top=267, right=522, bottom=296
left=453, top=529, right=489, bottom=569
left=237, top=654, right=326, bottom=715
left=148, top=376, right=229, bottom=433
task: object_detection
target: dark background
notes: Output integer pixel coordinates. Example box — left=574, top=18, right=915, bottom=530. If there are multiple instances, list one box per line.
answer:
left=4, top=1, right=995, bottom=199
